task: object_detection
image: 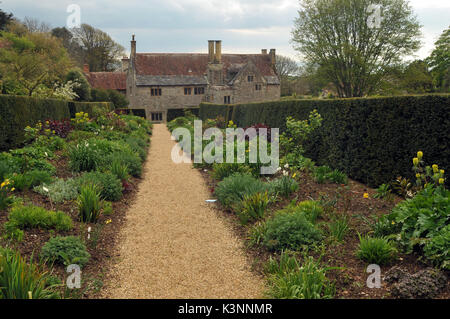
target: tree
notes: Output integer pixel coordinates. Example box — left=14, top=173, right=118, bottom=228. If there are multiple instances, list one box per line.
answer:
left=22, top=17, right=51, bottom=33
left=426, top=26, right=450, bottom=92
left=72, top=24, right=125, bottom=72
left=291, top=0, right=422, bottom=97
left=52, top=27, right=84, bottom=67
left=65, top=68, right=91, bottom=101
left=275, top=55, right=300, bottom=78
left=0, top=32, right=72, bottom=96
left=401, top=60, right=433, bottom=93
left=0, top=8, right=13, bottom=30
left=107, top=89, right=129, bottom=109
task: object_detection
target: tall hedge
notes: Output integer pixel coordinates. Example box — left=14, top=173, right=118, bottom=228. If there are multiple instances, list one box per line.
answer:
left=0, top=95, right=70, bottom=151
left=0, top=95, right=113, bottom=151
left=199, top=95, right=450, bottom=187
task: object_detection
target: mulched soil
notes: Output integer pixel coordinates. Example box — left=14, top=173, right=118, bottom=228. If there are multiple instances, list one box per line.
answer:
left=0, top=151, right=143, bottom=299
left=199, top=168, right=450, bottom=299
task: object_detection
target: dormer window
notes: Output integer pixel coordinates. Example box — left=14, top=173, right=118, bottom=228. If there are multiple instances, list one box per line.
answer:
left=248, top=75, right=254, bottom=82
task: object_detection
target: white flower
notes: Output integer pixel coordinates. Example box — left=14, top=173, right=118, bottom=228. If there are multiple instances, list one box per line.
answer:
left=283, top=170, right=288, bottom=176
left=44, top=152, right=48, bottom=157
left=284, top=164, right=289, bottom=169
left=277, top=167, right=282, bottom=172
left=43, top=186, right=49, bottom=193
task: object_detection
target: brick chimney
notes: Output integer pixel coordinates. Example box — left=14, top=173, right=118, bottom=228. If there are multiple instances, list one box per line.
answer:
left=215, top=40, right=222, bottom=64
left=83, top=64, right=89, bottom=73
left=208, top=40, right=215, bottom=63
left=261, top=49, right=267, bottom=54
left=269, top=48, right=276, bottom=68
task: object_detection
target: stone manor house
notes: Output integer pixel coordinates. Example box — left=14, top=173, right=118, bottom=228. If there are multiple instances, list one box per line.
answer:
left=84, top=36, right=281, bottom=122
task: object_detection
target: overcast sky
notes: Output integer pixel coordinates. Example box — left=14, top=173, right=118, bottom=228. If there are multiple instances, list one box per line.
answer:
left=2, top=0, right=449, bottom=62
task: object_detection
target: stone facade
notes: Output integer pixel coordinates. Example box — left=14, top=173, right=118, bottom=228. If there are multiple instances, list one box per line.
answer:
left=125, top=36, right=281, bottom=122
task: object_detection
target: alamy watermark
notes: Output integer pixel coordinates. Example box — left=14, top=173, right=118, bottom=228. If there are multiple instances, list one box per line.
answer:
left=171, top=120, right=279, bottom=174
left=367, top=4, right=382, bottom=29
left=66, top=264, right=81, bottom=289
left=66, top=4, right=81, bottom=29
left=366, top=264, right=381, bottom=288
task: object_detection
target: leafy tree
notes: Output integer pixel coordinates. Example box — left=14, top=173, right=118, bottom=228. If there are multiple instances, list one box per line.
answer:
left=401, top=60, right=433, bottom=93
left=90, top=88, right=109, bottom=102
left=0, top=8, right=13, bottom=30
left=107, top=89, right=129, bottom=108
left=65, top=69, right=91, bottom=101
left=291, top=0, right=422, bottom=97
left=72, top=24, right=125, bottom=72
left=0, top=31, right=72, bottom=96
left=426, top=26, right=450, bottom=92
left=51, top=27, right=84, bottom=67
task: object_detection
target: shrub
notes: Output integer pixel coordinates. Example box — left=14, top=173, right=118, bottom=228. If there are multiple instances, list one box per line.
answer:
left=4, top=205, right=73, bottom=235
left=110, top=159, right=129, bottom=181
left=270, top=176, right=299, bottom=198
left=237, top=192, right=269, bottom=225
left=356, top=235, right=397, bottom=265
left=68, top=141, right=101, bottom=172
left=295, top=200, right=323, bottom=223
left=0, top=160, right=14, bottom=181
left=0, top=248, right=59, bottom=299
left=211, top=163, right=253, bottom=181
left=41, top=236, right=90, bottom=267
left=65, top=69, right=91, bottom=101
left=373, top=183, right=392, bottom=199
left=214, top=173, right=270, bottom=210
left=265, top=252, right=335, bottom=299
left=77, top=184, right=101, bottom=223
left=8, top=170, right=53, bottom=191
left=313, top=166, right=348, bottom=184
left=262, top=212, right=322, bottom=251
left=33, top=178, right=79, bottom=203
left=76, top=171, right=122, bottom=201
left=423, top=225, right=450, bottom=270
left=106, top=152, right=142, bottom=177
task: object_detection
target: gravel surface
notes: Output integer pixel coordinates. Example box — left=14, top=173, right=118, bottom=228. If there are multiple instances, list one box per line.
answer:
left=101, top=124, right=264, bottom=299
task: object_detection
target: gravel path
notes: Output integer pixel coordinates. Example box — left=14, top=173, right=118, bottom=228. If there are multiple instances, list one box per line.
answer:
left=102, top=124, right=264, bottom=299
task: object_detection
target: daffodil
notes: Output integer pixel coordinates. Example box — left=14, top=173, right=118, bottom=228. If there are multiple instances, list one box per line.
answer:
left=417, top=151, right=423, bottom=159
left=413, top=158, right=419, bottom=166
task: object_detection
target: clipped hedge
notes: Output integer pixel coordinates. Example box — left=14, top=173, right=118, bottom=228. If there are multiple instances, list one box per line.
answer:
left=0, top=95, right=70, bottom=151
left=167, top=107, right=199, bottom=122
left=199, top=94, right=450, bottom=187
left=0, top=94, right=113, bottom=151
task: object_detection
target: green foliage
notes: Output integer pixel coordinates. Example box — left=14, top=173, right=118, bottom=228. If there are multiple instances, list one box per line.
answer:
left=373, top=184, right=392, bottom=199
left=68, top=141, right=101, bottom=172
left=76, top=171, right=122, bottom=201
left=110, top=159, right=129, bottom=181
left=214, top=173, right=270, bottom=210
left=313, top=166, right=348, bottom=184
left=237, top=192, right=269, bottom=225
left=265, top=252, right=335, bottom=299
left=374, top=186, right=449, bottom=268
left=327, top=215, right=349, bottom=242
left=65, top=69, right=91, bottom=101
left=33, top=178, right=79, bottom=203
left=211, top=163, right=253, bottom=181
left=262, top=211, right=322, bottom=251
left=270, top=176, right=299, bottom=198
left=356, top=234, right=397, bottom=265
left=423, top=225, right=450, bottom=270
left=0, top=248, right=59, bottom=299
left=426, top=26, right=450, bottom=92
left=77, top=184, right=101, bottom=223
left=106, top=152, right=142, bottom=177
left=0, top=177, right=14, bottom=210
left=199, top=94, right=450, bottom=188
left=8, top=170, right=53, bottom=191
left=4, top=205, right=73, bottom=236
left=295, top=200, right=323, bottom=223
left=41, top=236, right=90, bottom=267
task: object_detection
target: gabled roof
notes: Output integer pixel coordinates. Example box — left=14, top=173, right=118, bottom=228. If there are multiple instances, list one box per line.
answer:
left=85, top=72, right=126, bottom=91
left=135, top=53, right=279, bottom=86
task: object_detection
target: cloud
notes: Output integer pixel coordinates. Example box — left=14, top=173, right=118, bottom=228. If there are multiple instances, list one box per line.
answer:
left=1, top=0, right=448, bottom=61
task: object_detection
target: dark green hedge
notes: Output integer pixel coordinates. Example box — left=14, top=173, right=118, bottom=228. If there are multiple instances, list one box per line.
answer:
left=199, top=95, right=450, bottom=187
left=0, top=95, right=113, bottom=151
left=0, top=95, right=70, bottom=151
left=68, top=101, right=113, bottom=118
left=167, top=107, right=200, bottom=122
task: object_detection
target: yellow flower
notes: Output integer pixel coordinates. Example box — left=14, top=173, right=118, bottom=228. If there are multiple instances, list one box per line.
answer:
left=432, top=164, right=439, bottom=173
left=105, top=219, right=112, bottom=225
left=363, top=193, right=369, bottom=199
left=0, top=182, right=5, bottom=188
left=416, top=173, right=421, bottom=178
left=417, top=151, right=423, bottom=160
left=391, top=221, right=395, bottom=225
left=439, top=178, right=444, bottom=185
left=413, top=158, right=419, bottom=166
left=11, top=188, right=15, bottom=192
left=292, top=173, right=297, bottom=178
left=440, top=169, right=444, bottom=175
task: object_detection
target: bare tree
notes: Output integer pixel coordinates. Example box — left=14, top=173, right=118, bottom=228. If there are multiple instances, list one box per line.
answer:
left=275, top=55, right=300, bottom=77
left=22, top=17, right=51, bottom=33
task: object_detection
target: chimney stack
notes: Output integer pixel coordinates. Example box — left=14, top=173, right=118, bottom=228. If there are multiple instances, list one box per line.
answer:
left=269, top=48, right=276, bottom=68
left=131, top=34, right=136, bottom=62
left=208, top=40, right=215, bottom=63
left=215, top=40, right=222, bottom=64
left=83, top=64, right=89, bottom=73
left=261, top=49, right=267, bottom=54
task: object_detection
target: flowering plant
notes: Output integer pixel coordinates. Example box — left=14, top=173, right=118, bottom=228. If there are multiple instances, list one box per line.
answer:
left=412, top=151, right=445, bottom=189
left=0, top=178, right=15, bottom=210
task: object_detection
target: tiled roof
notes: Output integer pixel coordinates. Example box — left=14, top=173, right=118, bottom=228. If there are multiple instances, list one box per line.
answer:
left=135, top=53, right=279, bottom=86
left=85, top=72, right=126, bottom=90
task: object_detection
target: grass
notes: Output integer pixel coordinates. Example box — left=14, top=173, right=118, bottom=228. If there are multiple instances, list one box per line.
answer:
left=356, top=234, right=397, bottom=265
